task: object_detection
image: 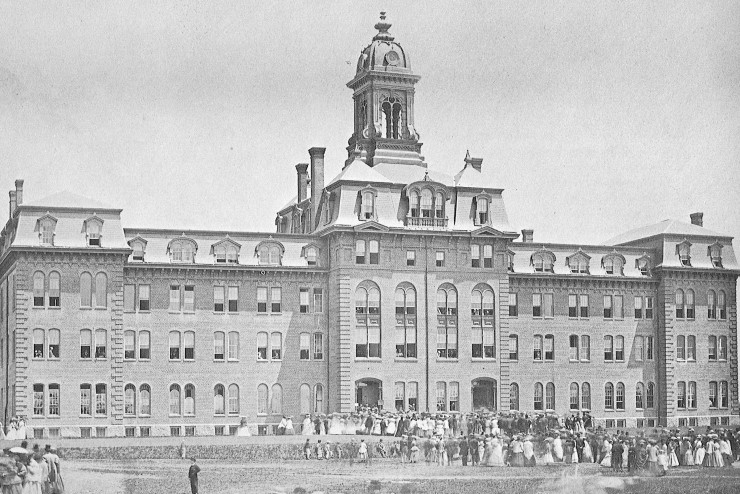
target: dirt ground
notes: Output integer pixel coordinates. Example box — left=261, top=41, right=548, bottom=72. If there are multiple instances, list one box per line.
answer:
left=62, top=458, right=740, bottom=494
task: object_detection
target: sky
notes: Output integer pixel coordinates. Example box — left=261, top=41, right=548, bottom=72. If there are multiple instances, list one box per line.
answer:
left=0, top=1, right=738, bottom=246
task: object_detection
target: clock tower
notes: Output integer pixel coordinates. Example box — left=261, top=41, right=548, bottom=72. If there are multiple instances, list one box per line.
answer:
left=345, top=12, right=425, bottom=168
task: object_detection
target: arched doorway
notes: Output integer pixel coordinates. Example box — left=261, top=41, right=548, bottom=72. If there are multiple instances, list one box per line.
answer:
left=355, top=378, right=383, bottom=410
left=472, top=378, right=497, bottom=412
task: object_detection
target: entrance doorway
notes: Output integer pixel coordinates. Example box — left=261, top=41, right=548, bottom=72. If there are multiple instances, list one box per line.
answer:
left=472, top=378, right=497, bottom=412
left=355, top=378, right=383, bottom=410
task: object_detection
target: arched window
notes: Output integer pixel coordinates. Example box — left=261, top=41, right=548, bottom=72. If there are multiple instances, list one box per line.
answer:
left=685, top=289, right=695, bottom=319
left=270, top=384, right=282, bottom=415
left=510, top=383, right=519, bottom=411
left=475, top=196, right=489, bottom=225
left=718, top=290, right=727, bottom=319
left=299, top=384, right=311, bottom=415
left=228, top=331, right=239, bottom=360
left=534, top=382, right=543, bottom=411
left=636, top=382, right=644, bottom=409
left=570, top=383, right=579, bottom=410
left=615, top=382, right=625, bottom=410
left=381, top=98, right=402, bottom=139
left=270, top=332, right=282, bottom=360
left=581, top=383, right=591, bottom=410
left=228, top=384, right=239, bottom=414
left=471, top=284, right=495, bottom=359
left=709, top=335, right=717, bottom=360
left=687, top=335, right=696, bottom=360
left=361, top=190, right=375, bottom=220
left=80, top=272, right=92, bottom=307
left=605, top=382, right=614, bottom=409
left=314, top=384, right=324, bottom=414
left=214, top=384, right=225, bottom=415
left=257, top=332, right=268, bottom=360
left=718, top=335, right=727, bottom=360
left=355, top=282, right=381, bottom=358
left=304, top=246, right=318, bottom=266
left=33, top=271, right=45, bottom=307
left=257, top=384, right=269, bottom=415
left=39, top=217, right=56, bottom=245
left=687, top=381, right=696, bottom=409
left=95, top=329, right=107, bottom=359
left=184, top=384, right=195, bottom=415
left=646, top=382, right=655, bottom=408
left=545, top=382, right=555, bottom=410
left=409, top=191, right=420, bottom=218
left=94, top=272, right=107, bottom=308
left=48, top=272, right=60, bottom=307
left=509, top=335, right=518, bottom=360
left=602, top=254, right=625, bottom=275
left=139, top=384, right=151, bottom=415
left=434, top=192, right=445, bottom=219
left=169, top=238, right=197, bottom=263
left=707, top=290, right=717, bottom=319
left=675, top=289, right=685, bottom=318
left=169, top=384, right=181, bottom=415
left=124, top=384, right=136, bottom=415
left=395, top=284, right=417, bottom=358
left=48, top=329, right=60, bottom=358
left=33, top=329, right=44, bottom=358
left=139, top=331, right=151, bottom=360
left=420, top=189, right=433, bottom=218
left=80, top=329, right=92, bottom=358
left=124, top=330, right=135, bottom=359
left=256, top=241, right=284, bottom=266
left=677, top=241, right=691, bottom=266
left=677, top=335, right=686, bottom=360
left=130, top=239, right=146, bottom=261
left=214, top=332, right=225, bottom=360
left=604, top=335, right=613, bottom=361
left=580, top=335, right=590, bottom=361
left=169, top=331, right=181, bottom=360
left=437, top=284, right=458, bottom=359
left=532, top=251, right=555, bottom=273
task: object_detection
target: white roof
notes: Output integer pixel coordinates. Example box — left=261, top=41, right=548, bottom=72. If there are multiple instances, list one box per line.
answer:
left=328, top=159, right=392, bottom=186
left=605, top=219, right=727, bottom=245
left=24, top=191, right=117, bottom=210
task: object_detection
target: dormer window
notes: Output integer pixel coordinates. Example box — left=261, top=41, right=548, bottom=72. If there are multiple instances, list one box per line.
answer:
left=127, top=237, right=147, bottom=262
left=359, top=187, right=377, bottom=221
left=636, top=255, right=651, bottom=276
left=256, top=240, right=284, bottom=266
left=212, top=239, right=240, bottom=264
left=676, top=240, right=691, bottom=266
left=506, top=250, right=515, bottom=272
left=567, top=251, right=590, bottom=274
left=168, top=238, right=197, bottom=263
left=601, top=253, right=625, bottom=275
left=434, top=192, right=444, bottom=219
left=36, top=214, right=58, bottom=246
left=708, top=242, right=723, bottom=268
left=475, top=196, right=490, bottom=225
left=531, top=250, right=555, bottom=273
left=303, top=246, right=318, bottom=266
left=404, top=183, right=449, bottom=229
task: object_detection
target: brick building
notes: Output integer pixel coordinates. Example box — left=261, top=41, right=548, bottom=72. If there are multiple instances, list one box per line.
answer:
left=0, top=14, right=737, bottom=438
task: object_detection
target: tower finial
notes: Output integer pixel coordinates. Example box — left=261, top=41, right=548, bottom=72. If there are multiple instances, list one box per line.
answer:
left=373, top=11, right=393, bottom=41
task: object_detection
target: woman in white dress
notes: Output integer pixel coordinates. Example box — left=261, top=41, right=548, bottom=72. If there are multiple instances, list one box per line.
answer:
left=582, top=437, right=593, bottom=463
left=285, top=417, right=295, bottom=435
left=301, top=415, right=313, bottom=435
left=693, top=439, right=705, bottom=466
left=599, top=439, right=613, bottom=467
left=371, top=415, right=382, bottom=435
left=343, top=415, right=356, bottom=435
left=237, top=417, right=252, bottom=436
left=489, top=435, right=505, bottom=466
left=543, top=437, right=555, bottom=464
left=553, top=435, right=564, bottom=462
left=491, top=418, right=500, bottom=436
left=16, top=418, right=26, bottom=440
left=386, top=416, right=397, bottom=436
left=329, top=414, right=343, bottom=435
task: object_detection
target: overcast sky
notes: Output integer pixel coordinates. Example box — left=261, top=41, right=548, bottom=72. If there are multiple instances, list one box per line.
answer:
left=0, top=1, right=738, bottom=245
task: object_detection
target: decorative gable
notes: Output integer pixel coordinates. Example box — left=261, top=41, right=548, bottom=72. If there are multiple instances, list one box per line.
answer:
left=707, top=241, right=723, bottom=268
left=301, top=242, right=321, bottom=266
left=255, top=238, right=285, bottom=266
left=353, top=221, right=389, bottom=233
left=167, top=235, right=198, bottom=263
left=566, top=249, right=591, bottom=274
left=127, top=235, right=148, bottom=261
left=531, top=247, right=556, bottom=273
left=82, top=214, right=104, bottom=246
left=471, top=225, right=505, bottom=237
left=210, top=237, right=241, bottom=264
left=676, top=239, right=692, bottom=266
left=34, top=213, right=58, bottom=246
left=357, top=185, right=378, bottom=221
left=601, top=251, right=626, bottom=275
left=635, top=253, right=652, bottom=276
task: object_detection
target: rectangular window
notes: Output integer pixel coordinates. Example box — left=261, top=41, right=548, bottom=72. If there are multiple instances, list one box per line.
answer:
left=33, top=384, right=44, bottom=416
left=48, top=384, right=60, bottom=416
left=543, top=293, right=554, bottom=317
left=124, top=331, right=135, bottom=359
left=228, top=332, right=239, bottom=360
left=313, top=288, right=323, bottom=313
left=271, top=287, right=282, bottom=313
left=436, top=251, right=445, bottom=267
left=580, top=335, right=590, bottom=361
left=569, top=335, right=579, bottom=361
left=395, top=382, right=405, bottom=412
left=48, top=330, right=59, bottom=358
left=300, top=333, right=310, bottom=360
left=471, top=245, right=480, bottom=268
left=645, top=297, right=654, bottom=319
left=139, top=331, right=150, bottom=359
left=614, top=295, right=623, bottom=319
left=604, top=336, right=613, bottom=361
left=532, top=293, right=542, bottom=317
left=169, top=332, right=181, bottom=360
left=408, top=382, right=418, bottom=411
left=228, top=286, right=238, bottom=312
left=615, top=336, right=624, bottom=361
left=124, top=284, right=135, bottom=312
left=509, top=293, right=518, bottom=317
left=634, top=296, right=643, bottom=319
left=139, top=285, right=150, bottom=311
left=406, top=250, right=415, bottom=266
left=214, top=286, right=225, bottom=312
left=257, top=287, right=268, bottom=313
left=687, top=335, right=696, bottom=360
left=80, top=331, right=91, bottom=359
left=355, top=240, right=366, bottom=264
left=579, top=294, right=589, bottom=317
left=313, top=333, right=323, bottom=360
left=95, top=330, right=106, bottom=359
left=183, top=285, right=195, bottom=312
left=603, top=295, right=612, bottom=319
left=95, top=383, right=107, bottom=415
left=436, top=382, right=446, bottom=412
left=214, top=333, right=225, bottom=360
left=569, top=294, right=577, bottom=318
left=646, top=336, right=654, bottom=360
left=271, top=333, right=282, bottom=360
left=449, top=382, right=459, bottom=411
left=544, top=335, right=554, bottom=361
left=687, top=381, right=696, bottom=409
left=169, top=285, right=180, bottom=311
left=80, top=384, right=91, bottom=415
left=368, top=240, right=379, bottom=264
left=718, top=336, right=727, bottom=360
left=533, top=335, right=542, bottom=361
left=257, top=333, right=268, bottom=360
left=709, top=381, right=717, bottom=408
left=184, top=332, right=195, bottom=360
left=720, top=381, right=728, bottom=408
left=634, top=335, right=644, bottom=361
left=483, top=245, right=493, bottom=268
left=509, top=335, right=518, bottom=360
left=299, top=288, right=309, bottom=313
left=708, top=336, right=717, bottom=361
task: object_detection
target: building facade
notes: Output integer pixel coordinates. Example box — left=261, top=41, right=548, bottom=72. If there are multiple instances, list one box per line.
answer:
left=0, top=14, right=737, bottom=439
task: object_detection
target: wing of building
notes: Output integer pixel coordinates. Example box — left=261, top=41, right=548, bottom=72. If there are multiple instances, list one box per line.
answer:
left=0, top=14, right=737, bottom=439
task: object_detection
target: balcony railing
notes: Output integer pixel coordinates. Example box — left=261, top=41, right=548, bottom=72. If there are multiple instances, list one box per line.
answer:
left=406, top=216, right=449, bottom=229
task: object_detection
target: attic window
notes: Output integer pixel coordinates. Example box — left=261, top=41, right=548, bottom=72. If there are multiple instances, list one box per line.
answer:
left=636, top=256, right=651, bottom=276
left=676, top=241, right=691, bottom=266
left=131, top=240, right=146, bottom=261
left=38, top=218, right=56, bottom=246
left=256, top=241, right=284, bottom=266
left=532, top=252, right=555, bottom=273
left=169, top=239, right=197, bottom=263
left=359, top=188, right=377, bottom=221
left=214, top=245, right=239, bottom=264
left=569, top=257, right=589, bottom=274
left=708, top=243, right=723, bottom=268
left=473, top=194, right=491, bottom=226
left=304, top=246, right=318, bottom=266
left=506, top=251, right=515, bottom=273
left=602, top=254, right=625, bottom=275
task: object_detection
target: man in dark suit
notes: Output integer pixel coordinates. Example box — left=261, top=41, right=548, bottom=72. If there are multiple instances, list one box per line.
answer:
left=575, top=433, right=585, bottom=463
left=459, top=434, right=470, bottom=466
left=470, top=435, right=480, bottom=466
left=188, top=458, right=200, bottom=494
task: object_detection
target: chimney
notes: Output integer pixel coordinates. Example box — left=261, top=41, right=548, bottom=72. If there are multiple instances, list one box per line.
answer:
left=521, top=229, right=534, bottom=243
left=309, top=147, right=326, bottom=231
left=690, top=212, right=703, bottom=227
left=464, top=152, right=483, bottom=172
left=9, top=191, right=17, bottom=218
left=15, top=179, right=24, bottom=205
left=295, top=163, right=309, bottom=204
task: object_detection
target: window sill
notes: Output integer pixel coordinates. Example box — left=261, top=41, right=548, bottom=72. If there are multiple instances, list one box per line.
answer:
left=79, top=415, right=93, bottom=418
left=94, top=307, right=108, bottom=311
left=227, top=358, right=239, bottom=362
left=227, top=312, right=239, bottom=315
left=394, top=358, right=418, bottom=362
left=79, top=307, right=92, bottom=310
left=169, top=414, right=182, bottom=418
left=355, top=358, right=382, bottom=362
left=257, top=413, right=267, bottom=417
left=48, top=306, right=61, bottom=310
left=137, top=310, right=151, bottom=314
left=437, top=359, right=459, bottom=362
left=471, top=358, right=496, bottom=362
left=213, top=359, right=225, bottom=363
left=32, top=306, right=46, bottom=309
left=183, top=311, right=195, bottom=315
left=256, top=312, right=268, bottom=316
left=168, top=311, right=181, bottom=314
left=213, top=311, right=225, bottom=315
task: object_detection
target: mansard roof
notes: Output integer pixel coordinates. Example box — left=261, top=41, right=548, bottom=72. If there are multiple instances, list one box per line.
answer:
left=24, top=191, right=118, bottom=211
left=605, top=219, right=728, bottom=245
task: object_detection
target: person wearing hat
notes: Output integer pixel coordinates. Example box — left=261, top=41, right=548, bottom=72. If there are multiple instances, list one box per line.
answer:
left=458, top=433, right=470, bottom=466
left=188, top=458, right=200, bottom=494
left=0, top=451, right=26, bottom=494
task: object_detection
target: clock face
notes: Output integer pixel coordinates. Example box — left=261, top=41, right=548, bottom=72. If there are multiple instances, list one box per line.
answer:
left=385, top=51, right=400, bottom=66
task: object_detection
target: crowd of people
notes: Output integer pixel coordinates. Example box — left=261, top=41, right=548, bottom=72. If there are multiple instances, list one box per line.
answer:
left=0, top=417, right=27, bottom=441
left=0, top=442, right=64, bottom=493
left=296, top=408, right=740, bottom=476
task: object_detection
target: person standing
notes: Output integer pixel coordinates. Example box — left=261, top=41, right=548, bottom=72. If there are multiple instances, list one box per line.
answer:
left=470, top=435, right=480, bottom=466
left=188, top=458, right=200, bottom=494
left=459, top=435, right=469, bottom=466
